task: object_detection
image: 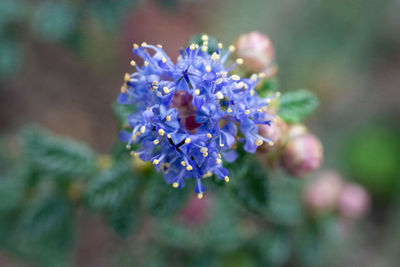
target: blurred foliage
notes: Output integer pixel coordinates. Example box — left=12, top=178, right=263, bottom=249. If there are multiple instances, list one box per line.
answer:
left=343, top=125, right=400, bottom=200
left=257, top=78, right=279, bottom=98
left=0, top=0, right=137, bottom=79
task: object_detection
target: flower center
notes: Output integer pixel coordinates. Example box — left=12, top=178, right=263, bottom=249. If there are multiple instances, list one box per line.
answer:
left=171, top=90, right=201, bottom=133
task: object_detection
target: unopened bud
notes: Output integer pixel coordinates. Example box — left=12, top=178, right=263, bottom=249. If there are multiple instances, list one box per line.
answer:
left=287, top=124, right=308, bottom=139
left=257, top=117, right=288, bottom=152
left=304, top=171, right=345, bottom=213
left=281, top=134, right=323, bottom=177
left=338, top=183, right=370, bottom=219
left=234, top=31, right=275, bottom=73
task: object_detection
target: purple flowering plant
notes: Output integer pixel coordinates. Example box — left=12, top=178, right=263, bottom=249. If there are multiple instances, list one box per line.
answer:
left=117, top=34, right=280, bottom=198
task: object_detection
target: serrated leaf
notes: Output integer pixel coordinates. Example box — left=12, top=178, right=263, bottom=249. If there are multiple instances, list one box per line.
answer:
left=278, top=89, right=319, bottom=123
left=143, top=174, right=190, bottom=218
left=106, top=200, right=139, bottom=237
left=230, top=156, right=269, bottom=213
left=257, top=78, right=279, bottom=98
left=20, top=127, right=96, bottom=178
left=85, top=162, right=139, bottom=210
left=18, top=195, right=73, bottom=242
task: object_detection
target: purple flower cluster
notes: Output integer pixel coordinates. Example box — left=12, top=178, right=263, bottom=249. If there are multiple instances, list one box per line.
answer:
left=117, top=35, right=276, bottom=198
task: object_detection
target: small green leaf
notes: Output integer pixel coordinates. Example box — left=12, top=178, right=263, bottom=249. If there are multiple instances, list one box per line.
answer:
left=85, top=162, right=139, bottom=211
left=143, top=174, right=190, bottom=218
left=18, top=195, right=73, bottom=242
left=230, top=156, right=269, bottom=213
left=106, top=200, right=139, bottom=237
left=20, top=127, right=96, bottom=178
left=257, top=78, right=279, bottom=98
left=278, top=89, right=319, bottom=123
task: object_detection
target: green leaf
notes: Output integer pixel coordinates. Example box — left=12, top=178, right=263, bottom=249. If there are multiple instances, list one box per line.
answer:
left=106, top=200, right=139, bottom=237
left=143, top=174, right=190, bottom=218
left=257, top=78, right=279, bottom=98
left=278, top=89, right=319, bottom=123
left=189, top=34, right=219, bottom=55
left=230, top=156, right=269, bottom=213
left=85, top=162, right=139, bottom=211
left=18, top=195, right=73, bottom=243
left=20, top=127, right=96, bottom=179
left=31, top=1, right=77, bottom=41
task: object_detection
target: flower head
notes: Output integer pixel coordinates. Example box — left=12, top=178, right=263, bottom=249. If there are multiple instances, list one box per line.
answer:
left=117, top=36, right=276, bottom=197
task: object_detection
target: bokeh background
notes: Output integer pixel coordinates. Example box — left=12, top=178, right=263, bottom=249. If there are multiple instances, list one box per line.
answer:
left=1, top=0, right=400, bottom=266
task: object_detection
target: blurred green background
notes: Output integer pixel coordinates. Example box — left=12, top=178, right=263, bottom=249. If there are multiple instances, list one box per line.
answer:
left=0, top=0, right=399, bottom=266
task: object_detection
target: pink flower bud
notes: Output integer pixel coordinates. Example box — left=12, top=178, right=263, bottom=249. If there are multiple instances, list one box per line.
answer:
left=234, top=31, right=275, bottom=73
left=304, top=171, right=345, bottom=213
left=257, top=117, right=288, bottom=152
left=179, top=195, right=212, bottom=226
left=287, top=124, right=308, bottom=139
left=338, top=183, right=370, bottom=219
left=281, top=134, right=323, bottom=177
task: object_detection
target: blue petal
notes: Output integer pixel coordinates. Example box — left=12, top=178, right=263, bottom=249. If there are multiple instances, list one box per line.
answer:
left=194, top=178, right=205, bottom=194
left=118, top=130, right=132, bottom=142
left=117, top=93, right=132, bottom=104
left=222, top=150, right=238, bottom=163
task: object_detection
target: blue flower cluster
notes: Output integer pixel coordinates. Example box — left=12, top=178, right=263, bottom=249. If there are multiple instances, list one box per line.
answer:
left=118, top=35, right=276, bottom=198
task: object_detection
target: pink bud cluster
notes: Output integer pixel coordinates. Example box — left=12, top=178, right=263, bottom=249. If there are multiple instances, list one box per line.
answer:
left=303, top=171, right=370, bottom=219
left=258, top=121, right=323, bottom=177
